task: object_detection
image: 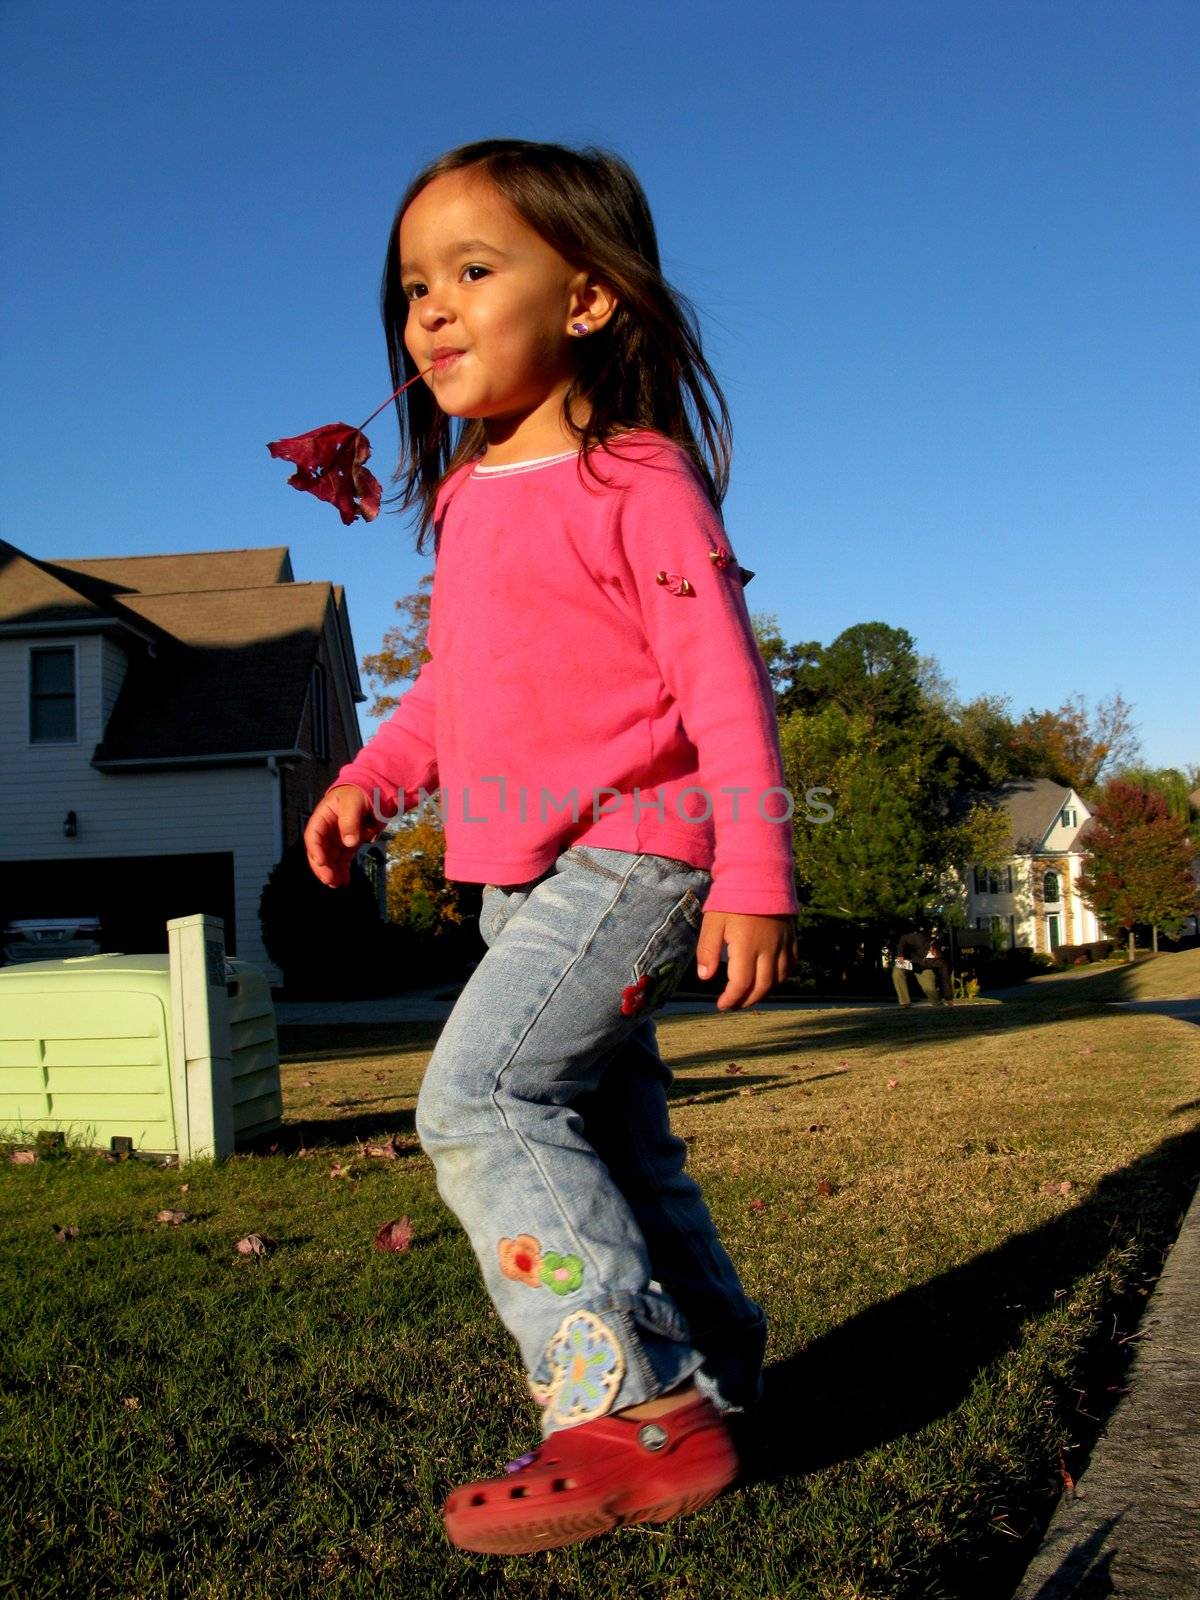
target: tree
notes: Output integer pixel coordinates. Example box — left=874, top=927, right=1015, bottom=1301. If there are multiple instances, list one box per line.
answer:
left=1009, top=692, right=1139, bottom=796
left=1079, top=781, right=1197, bottom=957
left=385, top=803, right=466, bottom=934
left=362, top=572, right=433, bottom=716
left=1108, top=765, right=1196, bottom=824
left=813, top=622, right=922, bottom=730
left=751, top=611, right=822, bottom=713
left=945, top=695, right=1022, bottom=789
left=780, top=704, right=956, bottom=928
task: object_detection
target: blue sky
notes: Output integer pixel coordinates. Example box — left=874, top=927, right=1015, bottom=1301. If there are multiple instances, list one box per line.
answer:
left=3, top=0, right=1196, bottom=770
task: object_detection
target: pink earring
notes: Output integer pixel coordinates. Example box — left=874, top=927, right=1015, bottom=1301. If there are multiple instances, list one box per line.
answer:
left=570, top=321, right=590, bottom=336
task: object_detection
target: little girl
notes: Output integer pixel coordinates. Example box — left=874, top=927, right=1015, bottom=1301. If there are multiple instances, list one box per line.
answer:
left=305, top=138, right=799, bottom=1555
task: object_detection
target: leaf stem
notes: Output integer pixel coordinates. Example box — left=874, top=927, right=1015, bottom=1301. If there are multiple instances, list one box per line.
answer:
left=358, top=367, right=434, bottom=432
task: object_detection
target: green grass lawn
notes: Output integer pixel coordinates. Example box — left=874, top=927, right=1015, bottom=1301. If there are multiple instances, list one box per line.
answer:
left=3, top=951, right=1198, bottom=1599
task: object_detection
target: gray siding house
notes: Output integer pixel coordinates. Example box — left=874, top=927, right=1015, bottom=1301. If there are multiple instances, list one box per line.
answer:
left=0, top=539, right=370, bottom=979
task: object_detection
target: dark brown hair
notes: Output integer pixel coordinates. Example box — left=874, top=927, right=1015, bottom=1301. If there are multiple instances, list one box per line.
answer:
left=380, top=139, right=732, bottom=552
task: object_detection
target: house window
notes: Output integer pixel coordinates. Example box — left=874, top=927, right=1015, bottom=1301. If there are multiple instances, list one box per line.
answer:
left=1060, top=808, right=1077, bottom=829
left=974, top=865, right=1011, bottom=896
left=29, top=645, right=77, bottom=742
left=310, top=662, right=329, bottom=760
left=1043, top=870, right=1061, bottom=904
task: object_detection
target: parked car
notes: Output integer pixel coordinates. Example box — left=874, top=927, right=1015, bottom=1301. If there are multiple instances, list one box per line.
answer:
left=2, top=916, right=102, bottom=965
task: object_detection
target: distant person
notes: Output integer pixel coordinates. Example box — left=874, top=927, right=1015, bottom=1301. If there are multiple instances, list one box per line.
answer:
left=892, top=927, right=953, bottom=1007
left=303, top=140, right=799, bottom=1554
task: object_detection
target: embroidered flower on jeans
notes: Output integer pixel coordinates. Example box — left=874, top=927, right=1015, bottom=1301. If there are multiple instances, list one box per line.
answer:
left=539, top=1252, right=584, bottom=1295
left=498, top=1234, right=543, bottom=1288
left=621, top=974, right=650, bottom=1016
left=544, top=1310, right=625, bottom=1425
left=621, top=961, right=678, bottom=1017
left=655, top=570, right=694, bottom=596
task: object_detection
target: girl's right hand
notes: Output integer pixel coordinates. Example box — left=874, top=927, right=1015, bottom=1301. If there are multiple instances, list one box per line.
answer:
left=304, top=784, right=381, bottom=888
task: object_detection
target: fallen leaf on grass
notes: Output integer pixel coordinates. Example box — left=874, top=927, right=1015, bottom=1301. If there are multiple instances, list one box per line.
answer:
left=235, top=1233, right=274, bottom=1258
left=52, top=1224, right=79, bottom=1243
left=10, top=1150, right=37, bottom=1165
left=302, top=1079, right=314, bottom=1088
left=805, top=1123, right=828, bottom=1134
left=1058, top=1451, right=1075, bottom=1495
left=737, top=1087, right=754, bottom=1097
left=329, top=1163, right=354, bottom=1180
left=748, top=1199, right=764, bottom=1212
left=1041, top=1181, right=1073, bottom=1197
left=725, top=1063, right=744, bottom=1075
left=155, top=1209, right=189, bottom=1226
left=360, top=1134, right=403, bottom=1160
left=373, top=1217, right=413, bottom=1253
left=179, top=1183, right=189, bottom=1194
left=886, top=1078, right=900, bottom=1089
left=816, top=1180, right=838, bottom=1197
left=122, top=1396, right=140, bottom=1410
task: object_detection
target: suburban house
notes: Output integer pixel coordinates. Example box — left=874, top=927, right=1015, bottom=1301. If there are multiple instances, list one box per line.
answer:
left=0, top=538, right=373, bottom=979
left=963, top=778, right=1103, bottom=954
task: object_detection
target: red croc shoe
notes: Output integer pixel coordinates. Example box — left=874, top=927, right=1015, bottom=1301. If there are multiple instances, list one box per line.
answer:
left=443, top=1395, right=739, bottom=1555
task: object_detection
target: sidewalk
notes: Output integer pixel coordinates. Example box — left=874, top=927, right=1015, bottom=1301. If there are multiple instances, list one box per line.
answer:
left=1012, top=1168, right=1200, bottom=1598
left=272, top=988, right=889, bottom=1024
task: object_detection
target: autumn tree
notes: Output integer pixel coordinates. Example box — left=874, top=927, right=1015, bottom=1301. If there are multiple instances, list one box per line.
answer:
left=385, top=802, right=467, bottom=934
left=1008, top=692, right=1139, bottom=796
left=1108, top=765, right=1197, bottom=824
left=362, top=572, right=433, bottom=716
left=1079, top=781, right=1197, bottom=957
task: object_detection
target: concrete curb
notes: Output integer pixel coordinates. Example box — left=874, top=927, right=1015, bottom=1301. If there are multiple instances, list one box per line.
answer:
left=1011, top=1175, right=1200, bottom=1598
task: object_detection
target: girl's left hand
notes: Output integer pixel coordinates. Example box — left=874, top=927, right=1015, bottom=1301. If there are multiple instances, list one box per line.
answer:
left=696, top=913, right=798, bottom=1011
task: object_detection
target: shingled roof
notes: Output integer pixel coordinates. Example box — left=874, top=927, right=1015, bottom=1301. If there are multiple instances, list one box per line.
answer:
left=983, top=778, right=1081, bottom=853
left=1, top=540, right=363, bottom=767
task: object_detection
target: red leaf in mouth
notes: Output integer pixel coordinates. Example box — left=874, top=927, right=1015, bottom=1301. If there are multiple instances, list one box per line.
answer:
left=267, top=422, right=382, bottom=526
left=268, top=367, right=433, bottom=525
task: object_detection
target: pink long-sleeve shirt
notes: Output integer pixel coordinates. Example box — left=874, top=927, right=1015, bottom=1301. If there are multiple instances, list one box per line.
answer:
left=335, top=432, right=799, bottom=916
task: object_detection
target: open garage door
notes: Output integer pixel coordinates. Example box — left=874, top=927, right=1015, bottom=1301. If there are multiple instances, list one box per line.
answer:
left=1, top=853, right=237, bottom=960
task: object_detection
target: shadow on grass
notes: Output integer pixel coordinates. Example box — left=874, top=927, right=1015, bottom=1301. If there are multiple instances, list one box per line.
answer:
left=276, top=1021, right=445, bottom=1064
left=242, top=1108, right=419, bottom=1153
left=659, top=958, right=1189, bottom=1079
left=748, top=1124, right=1200, bottom=1585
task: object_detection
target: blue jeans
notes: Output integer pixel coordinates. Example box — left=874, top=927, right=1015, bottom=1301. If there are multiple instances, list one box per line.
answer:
left=415, top=843, right=767, bottom=1435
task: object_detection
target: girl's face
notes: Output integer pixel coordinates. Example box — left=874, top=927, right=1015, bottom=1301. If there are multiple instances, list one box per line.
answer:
left=399, top=169, right=612, bottom=459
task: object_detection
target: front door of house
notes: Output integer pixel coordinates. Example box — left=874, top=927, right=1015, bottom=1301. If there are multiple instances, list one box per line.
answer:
left=1046, top=914, right=1061, bottom=951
